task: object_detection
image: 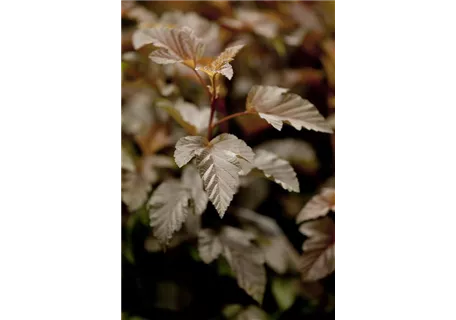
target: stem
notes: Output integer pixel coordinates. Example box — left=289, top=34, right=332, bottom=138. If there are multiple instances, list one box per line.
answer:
left=207, top=75, right=216, bottom=140
left=331, top=133, right=336, bottom=173
left=210, top=111, right=253, bottom=131
left=191, top=69, right=211, bottom=98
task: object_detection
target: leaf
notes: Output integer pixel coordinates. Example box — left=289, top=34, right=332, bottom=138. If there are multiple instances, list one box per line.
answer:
left=235, top=207, right=282, bottom=236
left=253, top=149, right=300, bottom=192
left=122, top=170, right=151, bottom=211
left=296, top=188, right=335, bottom=223
left=255, top=138, right=318, bottom=165
left=198, top=227, right=266, bottom=303
left=271, top=277, right=300, bottom=311
left=132, top=26, right=205, bottom=68
left=256, top=138, right=318, bottom=172
left=181, top=165, right=208, bottom=215
left=246, top=85, right=333, bottom=133
left=221, top=9, right=279, bottom=39
left=236, top=306, right=268, bottom=320
left=135, top=124, right=172, bottom=156
left=284, top=27, right=308, bottom=46
left=235, top=208, right=300, bottom=274
left=159, top=99, right=213, bottom=135
left=223, top=243, right=266, bottom=304
left=221, top=227, right=266, bottom=304
left=145, top=232, right=187, bottom=252
left=197, top=229, right=223, bottom=263
left=125, top=5, right=158, bottom=28
left=147, top=180, right=192, bottom=245
left=141, top=154, right=175, bottom=183
left=183, top=209, right=201, bottom=237
left=122, top=88, right=155, bottom=136
left=159, top=11, right=221, bottom=56
left=174, top=136, right=206, bottom=167
left=174, top=134, right=254, bottom=217
left=124, top=214, right=139, bottom=264
left=197, top=44, right=245, bottom=80
left=262, top=236, right=300, bottom=275
left=299, top=217, right=335, bottom=281
left=288, top=2, right=324, bottom=33
left=222, top=304, right=243, bottom=319
left=221, top=225, right=257, bottom=246
left=222, top=304, right=242, bottom=319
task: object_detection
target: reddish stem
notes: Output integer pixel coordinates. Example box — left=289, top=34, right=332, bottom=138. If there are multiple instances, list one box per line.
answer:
left=207, top=97, right=216, bottom=140
left=210, top=111, right=253, bottom=132
left=191, top=68, right=211, bottom=98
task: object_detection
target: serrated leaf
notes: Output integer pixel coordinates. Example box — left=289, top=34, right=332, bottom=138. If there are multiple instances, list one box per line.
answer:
left=235, top=208, right=300, bottom=274
left=159, top=99, right=213, bottom=135
left=246, top=85, right=333, bottom=133
left=197, top=44, right=245, bottom=80
left=271, top=277, right=300, bottom=311
left=299, top=217, right=335, bottom=281
left=147, top=180, right=192, bottom=245
left=253, top=149, right=300, bottom=192
left=174, top=136, right=206, bottom=167
left=122, top=171, right=151, bottom=211
left=197, top=229, right=223, bottom=263
left=181, top=165, right=208, bottom=215
left=199, top=226, right=266, bottom=303
left=174, top=134, right=254, bottom=217
left=133, top=26, right=205, bottom=68
left=223, top=243, right=266, bottom=304
left=296, top=188, right=335, bottom=223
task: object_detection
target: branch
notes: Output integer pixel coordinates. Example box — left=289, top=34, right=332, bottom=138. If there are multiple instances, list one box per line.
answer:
left=191, top=69, right=212, bottom=98
left=210, top=111, right=254, bottom=132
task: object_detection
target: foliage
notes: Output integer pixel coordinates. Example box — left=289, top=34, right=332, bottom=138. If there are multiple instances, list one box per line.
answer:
left=122, top=1, right=335, bottom=319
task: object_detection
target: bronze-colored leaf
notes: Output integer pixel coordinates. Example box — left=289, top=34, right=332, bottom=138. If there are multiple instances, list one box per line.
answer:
left=299, top=217, right=335, bottom=281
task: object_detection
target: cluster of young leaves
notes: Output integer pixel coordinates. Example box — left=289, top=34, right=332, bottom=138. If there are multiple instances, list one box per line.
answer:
left=122, top=1, right=335, bottom=316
